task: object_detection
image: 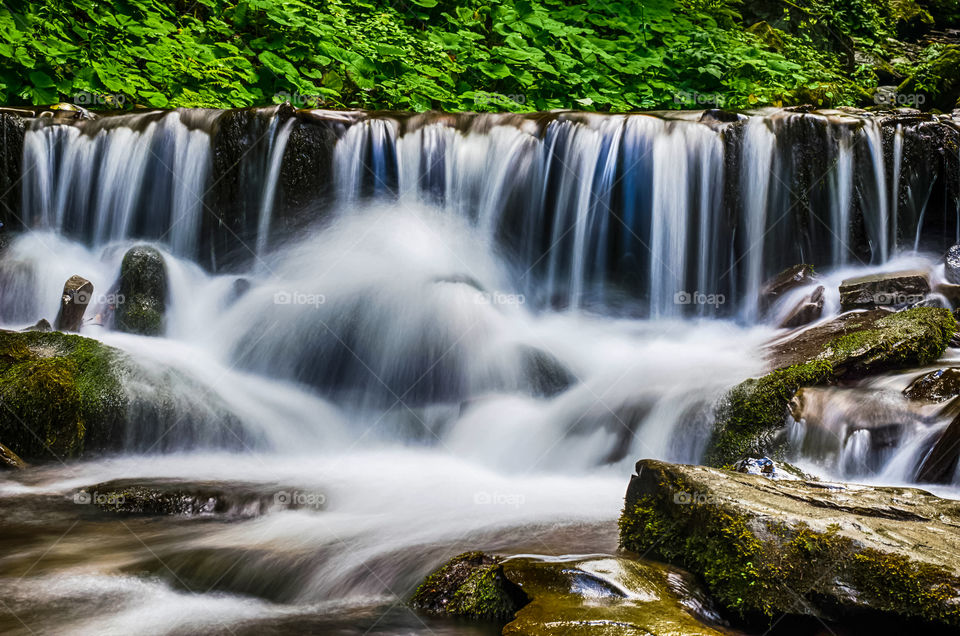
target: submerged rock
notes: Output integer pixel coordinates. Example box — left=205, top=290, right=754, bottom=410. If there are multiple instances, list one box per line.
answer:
left=707, top=307, right=957, bottom=466
left=54, top=274, right=93, bottom=332
left=779, top=285, right=825, bottom=328
left=904, top=368, right=960, bottom=402
left=502, top=555, right=728, bottom=636
left=759, top=263, right=816, bottom=315
left=21, top=318, right=51, bottom=333
left=839, top=270, right=930, bottom=311
left=0, top=329, right=126, bottom=460
left=620, top=459, right=960, bottom=629
left=410, top=551, right=527, bottom=621
left=114, top=245, right=167, bottom=336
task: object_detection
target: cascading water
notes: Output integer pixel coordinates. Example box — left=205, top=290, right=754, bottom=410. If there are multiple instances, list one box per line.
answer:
left=1, top=106, right=960, bottom=635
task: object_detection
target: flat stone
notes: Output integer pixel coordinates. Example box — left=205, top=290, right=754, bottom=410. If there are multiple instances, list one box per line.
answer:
left=839, top=270, right=930, bottom=311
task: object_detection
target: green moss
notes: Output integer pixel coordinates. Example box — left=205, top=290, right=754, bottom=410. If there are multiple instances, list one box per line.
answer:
left=619, top=466, right=960, bottom=626
left=411, top=551, right=525, bottom=621
left=115, top=245, right=167, bottom=337
left=0, top=330, right=126, bottom=459
left=706, top=308, right=957, bottom=466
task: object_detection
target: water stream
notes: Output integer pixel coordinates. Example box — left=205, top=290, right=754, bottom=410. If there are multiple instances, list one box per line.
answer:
left=1, top=106, right=960, bottom=634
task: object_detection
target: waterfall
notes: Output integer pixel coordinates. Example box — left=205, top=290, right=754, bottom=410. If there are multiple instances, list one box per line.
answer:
left=10, top=108, right=960, bottom=316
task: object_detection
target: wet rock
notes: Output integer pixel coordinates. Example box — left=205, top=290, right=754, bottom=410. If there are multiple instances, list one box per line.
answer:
left=935, top=282, right=960, bottom=307
left=79, top=479, right=303, bottom=517
left=621, top=459, right=960, bottom=628
left=946, top=245, right=960, bottom=285
left=0, top=329, right=126, bottom=460
left=779, top=284, right=825, bottom=328
left=501, top=555, right=728, bottom=636
left=410, top=551, right=527, bottom=621
left=904, top=368, right=960, bottom=402
left=230, top=277, right=251, bottom=304
left=0, top=441, right=26, bottom=470
left=114, top=245, right=167, bottom=336
left=707, top=307, right=957, bottom=466
left=759, top=263, right=816, bottom=315
left=54, top=275, right=93, bottom=332
left=839, top=270, right=930, bottom=311
left=916, top=412, right=960, bottom=483
left=21, top=319, right=51, bottom=333
left=732, top=456, right=775, bottom=476
left=519, top=346, right=574, bottom=397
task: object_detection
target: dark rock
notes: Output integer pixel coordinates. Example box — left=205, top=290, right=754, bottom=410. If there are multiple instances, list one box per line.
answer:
left=21, top=319, right=51, bottom=333
left=114, top=245, right=167, bottom=336
left=732, top=456, right=776, bottom=476
left=916, top=412, right=960, bottom=483
left=621, top=459, right=960, bottom=628
left=708, top=307, right=957, bottom=466
left=502, top=555, right=728, bottom=636
left=946, top=245, right=960, bottom=284
left=759, top=264, right=817, bottom=315
left=519, top=346, right=574, bottom=397
left=698, top=109, right=742, bottom=124
left=54, top=275, right=93, bottom=332
left=904, top=368, right=960, bottom=402
left=839, top=270, right=930, bottom=311
left=0, top=441, right=26, bottom=470
left=411, top=551, right=527, bottom=621
left=779, top=285, right=825, bottom=328
left=230, top=277, right=251, bottom=303
left=0, top=329, right=126, bottom=460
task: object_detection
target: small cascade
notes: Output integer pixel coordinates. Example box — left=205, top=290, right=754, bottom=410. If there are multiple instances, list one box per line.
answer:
left=255, top=118, right=295, bottom=261
left=738, top=117, right=776, bottom=321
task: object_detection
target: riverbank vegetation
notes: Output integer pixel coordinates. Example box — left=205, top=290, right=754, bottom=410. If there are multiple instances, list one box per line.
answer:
left=1, top=1, right=958, bottom=112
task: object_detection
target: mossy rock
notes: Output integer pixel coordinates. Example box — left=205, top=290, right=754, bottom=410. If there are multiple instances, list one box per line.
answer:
left=898, top=45, right=960, bottom=111
left=706, top=307, right=957, bottom=466
left=0, top=329, right=127, bottom=460
left=410, top=551, right=527, bottom=622
left=619, top=459, right=960, bottom=629
left=501, top=555, right=728, bottom=635
left=115, top=245, right=167, bottom=336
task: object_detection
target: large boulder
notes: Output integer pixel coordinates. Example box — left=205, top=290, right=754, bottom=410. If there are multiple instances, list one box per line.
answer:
left=707, top=307, right=957, bottom=466
left=54, top=275, right=93, bottom=332
left=839, top=270, right=930, bottom=311
left=0, top=329, right=126, bottom=459
left=114, top=245, right=167, bottom=336
left=620, top=459, right=960, bottom=629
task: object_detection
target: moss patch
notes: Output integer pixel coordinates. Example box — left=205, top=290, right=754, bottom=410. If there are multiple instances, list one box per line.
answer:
left=619, top=460, right=960, bottom=628
left=706, top=307, right=957, bottom=466
left=0, top=329, right=126, bottom=459
left=411, top=551, right=527, bottom=622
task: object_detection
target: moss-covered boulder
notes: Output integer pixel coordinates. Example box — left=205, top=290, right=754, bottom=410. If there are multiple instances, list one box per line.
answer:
left=114, top=245, right=167, bottom=336
left=410, top=551, right=527, bottom=621
left=898, top=44, right=960, bottom=111
left=79, top=479, right=284, bottom=517
left=501, top=555, right=729, bottom=636
left=620, top=459, right=960, bottom=629
left=0, top=329, right=126, bottom=460
left=707, top=307, right=956, bottom=466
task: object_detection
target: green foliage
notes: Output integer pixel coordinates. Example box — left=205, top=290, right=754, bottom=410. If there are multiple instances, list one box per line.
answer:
left=0, top=0, right=925, bottom=111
